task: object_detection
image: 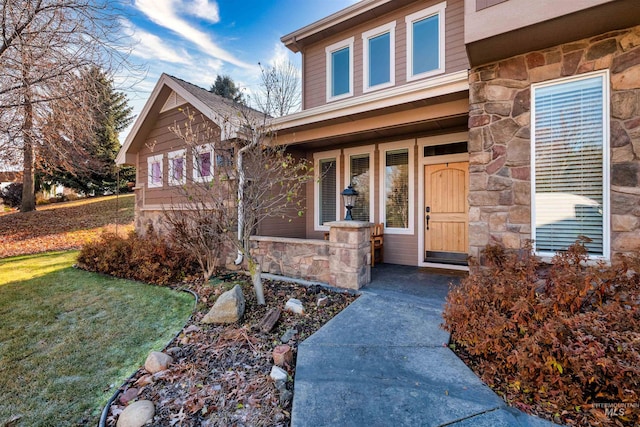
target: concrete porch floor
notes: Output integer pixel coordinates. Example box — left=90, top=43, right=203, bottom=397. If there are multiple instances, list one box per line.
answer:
left=366, top=263, right=466, bottom=304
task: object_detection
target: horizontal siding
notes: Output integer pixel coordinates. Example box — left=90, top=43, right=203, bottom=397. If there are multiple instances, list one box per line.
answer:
left=383, top=234, right=419, bottom=265
left=444, top=0, right=469, bottom=72
left=137, top=105, right=222, bottom=208
left=258, top=149, right=308, bottom=239
left=258, top=207, right=307, bottom=239
left=303, top=0, right=468, bottom=109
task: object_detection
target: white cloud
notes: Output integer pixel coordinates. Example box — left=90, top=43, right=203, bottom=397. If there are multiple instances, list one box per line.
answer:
left=134, top=0, right=254, bottom=70
left=122, top=19, right=192, bottom=65
left=182, top=0, right=220, bottom=23
left=266, top=43, right=290, bottom=67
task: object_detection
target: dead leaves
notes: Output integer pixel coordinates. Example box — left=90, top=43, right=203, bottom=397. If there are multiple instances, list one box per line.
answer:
left=0, top=195, right=134, bottom=258
left=107, top=277, right=356, bottom=426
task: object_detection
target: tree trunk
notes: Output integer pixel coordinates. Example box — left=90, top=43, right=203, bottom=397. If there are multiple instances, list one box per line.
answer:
left=248, top=257, right=265, bottom=305
left=21, top=97, right=36, bottom=212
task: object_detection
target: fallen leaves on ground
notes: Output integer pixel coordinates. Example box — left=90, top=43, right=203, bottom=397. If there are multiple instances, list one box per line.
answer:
left=0, top=195, right=134, bottom=258
left=105, top=274, right=357, bottom=427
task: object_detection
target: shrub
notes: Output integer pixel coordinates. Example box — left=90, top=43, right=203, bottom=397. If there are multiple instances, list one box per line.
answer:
left=77, top=226, right=198, bottom=285
left=1, top=183, right=23, bottom=208
left=443, top=240, right=640, bottom=426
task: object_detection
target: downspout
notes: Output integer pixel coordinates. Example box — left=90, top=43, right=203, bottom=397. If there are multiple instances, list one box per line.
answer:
left=234, top=144, right=246, bottom=265
left=234, top=135, right=258, bottom=265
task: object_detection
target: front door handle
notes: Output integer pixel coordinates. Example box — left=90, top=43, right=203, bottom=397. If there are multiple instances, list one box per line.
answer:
left=426, top=214, right=430, bottom=230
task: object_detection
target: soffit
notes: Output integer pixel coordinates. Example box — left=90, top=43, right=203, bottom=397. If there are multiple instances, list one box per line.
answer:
left=467, top=0, right=640, bottom=67
left=275, top=92, right=469, bottom=150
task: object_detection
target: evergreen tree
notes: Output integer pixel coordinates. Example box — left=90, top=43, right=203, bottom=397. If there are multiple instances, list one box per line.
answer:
left=40, top=67, right=135, bottom=194
left=209, top=75, right=245, bottom=104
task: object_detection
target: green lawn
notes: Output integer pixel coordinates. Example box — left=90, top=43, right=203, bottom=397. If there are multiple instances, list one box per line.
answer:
left=0, top=251, right=194, bottom=426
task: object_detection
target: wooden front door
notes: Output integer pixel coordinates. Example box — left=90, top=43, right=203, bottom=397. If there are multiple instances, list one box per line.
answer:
left=424, top=162, right=469, bottom=265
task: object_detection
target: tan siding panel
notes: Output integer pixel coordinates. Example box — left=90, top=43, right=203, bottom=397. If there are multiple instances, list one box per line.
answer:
left=444, top=0, right=470, bottom=73
left=137, top=105, right=222, bottom=208
left=383, top=234, right=419, bottom=265
left=258, top=149, right=308, bottom=239
left=302, top=0, right=467, bottom=110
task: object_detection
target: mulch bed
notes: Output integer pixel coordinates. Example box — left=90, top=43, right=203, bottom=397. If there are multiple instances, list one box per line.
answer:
left=104, top=273, right=357, bottom=426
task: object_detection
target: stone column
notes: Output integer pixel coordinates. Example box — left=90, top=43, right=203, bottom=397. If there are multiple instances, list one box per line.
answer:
left=327, top=221, right=372, bottom=290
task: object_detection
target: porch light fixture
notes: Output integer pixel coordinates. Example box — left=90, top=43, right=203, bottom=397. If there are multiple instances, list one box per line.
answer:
left=341, top=185, right=359, bottom=220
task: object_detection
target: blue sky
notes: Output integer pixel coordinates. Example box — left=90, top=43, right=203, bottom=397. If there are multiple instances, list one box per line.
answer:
left=120, top=0, right=359, bottom=124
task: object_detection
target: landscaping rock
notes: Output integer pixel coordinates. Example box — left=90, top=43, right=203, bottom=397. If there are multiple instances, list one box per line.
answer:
left=270, top=365, right=288, bottom=382
left=118, top=387, right=139, bottom=405
left=317, top=295, right=329, bottom=307
left=202, top=284, right=245, bottom=324
left=144, top=351, right=173, bottom=374
left=280, top=328, right=298, bottom=343
left=116, top=400, right=154, bottom=427
left=272, top=344, right=293, bottom=367
left=285, top=298, right=304, bottom=315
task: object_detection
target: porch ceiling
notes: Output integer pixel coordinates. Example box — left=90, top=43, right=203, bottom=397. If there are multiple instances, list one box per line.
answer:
left=275, top=92, right=469, bottom=150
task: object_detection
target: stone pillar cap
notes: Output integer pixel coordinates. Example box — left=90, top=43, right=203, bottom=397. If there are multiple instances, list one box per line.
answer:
left=325, top=221, right=374, bottom=229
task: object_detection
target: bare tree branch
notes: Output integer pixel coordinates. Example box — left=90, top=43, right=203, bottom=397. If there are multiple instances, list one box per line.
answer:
left=252, top=59, right=301, bottom=117
left=0, top=0, right=140, bottom=211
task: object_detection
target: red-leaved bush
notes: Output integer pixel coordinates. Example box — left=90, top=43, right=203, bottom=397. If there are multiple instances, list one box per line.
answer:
left=443, top=240, right=640, bottom=426
left=77, top=226, right=198, bottom=285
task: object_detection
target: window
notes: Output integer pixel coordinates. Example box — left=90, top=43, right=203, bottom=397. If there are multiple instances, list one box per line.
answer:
left=193, top=144, right=214, bottom=182
left=147, top=154, right=163, bottom=188
left=380, top=141, right=415, bottom=234
left=325, top=37, right=354, bottom=101
left=405, top=2, right=446, bottom=81
left=532, top=71, right=609, bottom=258
left=168, top=149, right=186, bottom=186
left=362, top=22, right=396, bottom=92
left=345, top=147, right=374, bottom=222
left=314, top=151, right=341, bottom=231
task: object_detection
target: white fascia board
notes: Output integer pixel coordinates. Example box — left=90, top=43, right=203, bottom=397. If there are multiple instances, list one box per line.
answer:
left=272, top=70, right=468, bottom=131
left=281, top=0, right=392, bottom=51
left=116, top=74, right=242, bottom=165
left=116, top=74, right=171, bottom=165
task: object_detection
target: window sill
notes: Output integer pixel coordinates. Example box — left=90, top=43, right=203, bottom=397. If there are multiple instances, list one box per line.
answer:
left=407, top=68, right=445, bottom=83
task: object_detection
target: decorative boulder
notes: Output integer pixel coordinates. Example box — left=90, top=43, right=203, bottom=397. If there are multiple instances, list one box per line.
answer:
left=144, top=351, right=173, bottom=374
left=116, top=400, right=154, bottom=427
left=202, top=284, right=246, bottom=324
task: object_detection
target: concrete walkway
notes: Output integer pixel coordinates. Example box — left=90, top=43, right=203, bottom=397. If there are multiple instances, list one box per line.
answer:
left=291, top=265, right=556, bottom=427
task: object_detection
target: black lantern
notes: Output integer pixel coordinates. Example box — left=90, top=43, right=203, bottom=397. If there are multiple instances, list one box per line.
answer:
left=341, top=185, right=359, bottom=220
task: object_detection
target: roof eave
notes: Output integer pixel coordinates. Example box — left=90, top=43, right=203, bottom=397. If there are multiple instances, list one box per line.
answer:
left=280, top=0, right=391, bottom=52
left=116, top=74, right=246, bottom=166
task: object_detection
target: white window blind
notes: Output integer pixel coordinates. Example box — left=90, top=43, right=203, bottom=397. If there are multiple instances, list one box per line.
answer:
left=533, top=74, right=606, bottom=256
left=350, top=154, right=370, bottom=221
left=385, top=149, right=409, bottom=228
left=319, top=159, right=337, bottom=225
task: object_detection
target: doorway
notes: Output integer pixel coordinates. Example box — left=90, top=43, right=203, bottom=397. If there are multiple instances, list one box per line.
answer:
left=423, top=161, right=469, bottom=265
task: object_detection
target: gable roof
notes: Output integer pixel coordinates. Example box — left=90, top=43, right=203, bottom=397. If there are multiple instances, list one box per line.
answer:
left=116, top=73, right=265, bottom=165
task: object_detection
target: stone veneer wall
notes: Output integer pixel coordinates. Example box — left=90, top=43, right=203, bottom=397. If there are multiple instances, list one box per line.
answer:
left=251, top=221, right=372, bottom=290
left=468, top=25, right=640, bottom=262
left=250, top=236, right=332, bottom=284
